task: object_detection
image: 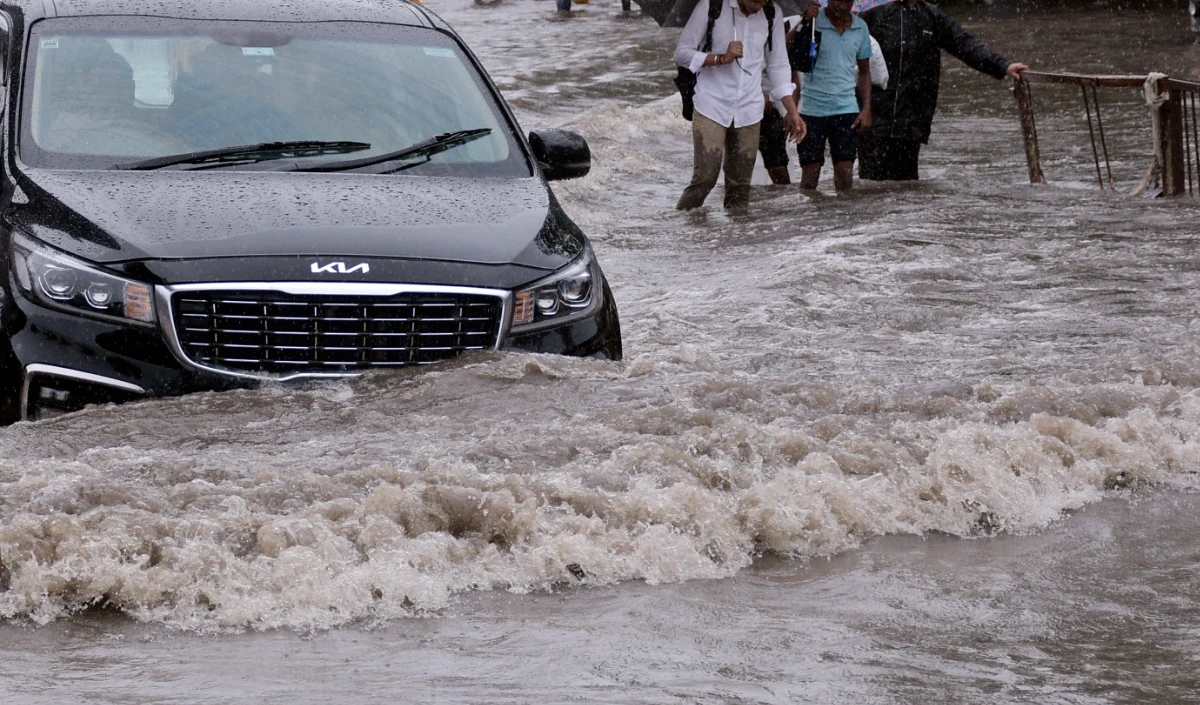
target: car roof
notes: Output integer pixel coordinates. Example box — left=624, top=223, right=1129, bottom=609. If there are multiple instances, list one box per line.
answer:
left=1, top=0, right=444, bottom=29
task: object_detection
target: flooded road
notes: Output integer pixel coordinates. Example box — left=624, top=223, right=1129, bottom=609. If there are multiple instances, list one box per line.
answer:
left=3, top=0, right=1200, bottom=702
left=6, top=491, right=1200, bottom=704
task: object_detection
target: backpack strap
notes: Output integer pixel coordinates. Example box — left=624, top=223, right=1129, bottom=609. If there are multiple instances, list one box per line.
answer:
left=699, top=0, right=775, bottom=54
left=700, top=0, right=723, bottom=52
left=764, top=1, right=774, bottom=52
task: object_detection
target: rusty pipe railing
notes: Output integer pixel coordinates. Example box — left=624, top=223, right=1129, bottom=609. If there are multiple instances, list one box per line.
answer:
left=1014, top=71, right=1200, bottom=197
left=1169, top=78, right=1200, bottom=197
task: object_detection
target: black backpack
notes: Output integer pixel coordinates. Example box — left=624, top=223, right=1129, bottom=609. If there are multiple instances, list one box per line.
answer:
left=674, top=0, right=775, bottom=121
left=787, top=13, right=821, bottom=73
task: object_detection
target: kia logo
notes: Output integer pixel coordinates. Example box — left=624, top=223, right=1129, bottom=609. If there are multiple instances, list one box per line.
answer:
left=311, top=261, right=370, bottom=275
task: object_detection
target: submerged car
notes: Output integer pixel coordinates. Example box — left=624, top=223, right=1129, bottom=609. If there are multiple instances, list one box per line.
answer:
left=0, top=0, right=621, bottom=422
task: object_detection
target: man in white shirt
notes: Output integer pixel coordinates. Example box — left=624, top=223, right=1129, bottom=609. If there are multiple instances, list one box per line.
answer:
left=675, top=0, right=805, bottom=210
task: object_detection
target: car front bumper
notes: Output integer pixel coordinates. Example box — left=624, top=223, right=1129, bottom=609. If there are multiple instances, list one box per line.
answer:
left=7, top=279, right=621, bottom=420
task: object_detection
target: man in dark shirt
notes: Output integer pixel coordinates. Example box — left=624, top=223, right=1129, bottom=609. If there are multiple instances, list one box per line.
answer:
left=858, top=0, right=1028, bottom=180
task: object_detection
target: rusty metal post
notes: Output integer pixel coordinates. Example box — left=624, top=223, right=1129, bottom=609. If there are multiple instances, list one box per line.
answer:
left=1090, top=86, right=1114, bottom=188
left=1081, top=85, right=1105, bottom=188
left=1190, top=92, right=1199, bottom=195
left=1161, top=80, right=1187, bottom=196
left=1014, top=77, right=1045, bottom=184
left=1186, top=92, right=1196, bottom=196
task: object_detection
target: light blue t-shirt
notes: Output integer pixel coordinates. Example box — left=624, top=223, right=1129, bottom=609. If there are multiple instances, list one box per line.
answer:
left=799, top=9, right=872, bottom=117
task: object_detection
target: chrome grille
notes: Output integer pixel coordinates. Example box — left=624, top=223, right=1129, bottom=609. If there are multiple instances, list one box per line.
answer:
left=171, top=290, right=503, bottom=375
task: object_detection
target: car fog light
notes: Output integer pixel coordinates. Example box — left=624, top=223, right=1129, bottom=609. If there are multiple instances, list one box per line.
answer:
left=39, top=386, right=70, bottom=402
left=85, top=283, right=114, bottom=308
left=535, top=289, right=560, bottom=315
left=41, top=267, right=78, bottom=299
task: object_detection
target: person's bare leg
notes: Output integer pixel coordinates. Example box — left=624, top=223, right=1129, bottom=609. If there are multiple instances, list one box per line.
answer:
left=767, top=166, right=791, bottom=185
left=800, top=164, right=821, bottom=190
left=833, top=160, right=855, bottom=191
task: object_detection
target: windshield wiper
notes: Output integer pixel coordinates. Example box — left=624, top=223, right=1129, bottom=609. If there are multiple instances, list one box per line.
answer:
left=115, top=140, right=373, bottom=171
left=298, top=129, right=492, bottom=174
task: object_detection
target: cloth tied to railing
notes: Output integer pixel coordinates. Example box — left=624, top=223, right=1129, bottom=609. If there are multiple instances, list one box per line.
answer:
left=1134, top=72, right=1171, bottom=196
left=1144, top=72, right=1169, bottom=108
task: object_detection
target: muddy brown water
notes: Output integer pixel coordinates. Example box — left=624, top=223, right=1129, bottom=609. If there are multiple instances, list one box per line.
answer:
left=2, top=1, right=1200, bottom=703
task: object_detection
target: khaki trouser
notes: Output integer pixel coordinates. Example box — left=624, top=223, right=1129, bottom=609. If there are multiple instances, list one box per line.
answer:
left=677, top=112, right=761, bottom=210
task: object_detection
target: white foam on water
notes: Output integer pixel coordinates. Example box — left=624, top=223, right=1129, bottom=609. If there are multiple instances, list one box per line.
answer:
left=1, top=353, right=1198, bottom=631
left=549, top=95, right=689, bottom=227
left=3, top=19, right=1200, bottom=630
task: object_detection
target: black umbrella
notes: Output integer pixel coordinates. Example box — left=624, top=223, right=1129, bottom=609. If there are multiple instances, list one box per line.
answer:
left=636, top=0, right=810, bottom=27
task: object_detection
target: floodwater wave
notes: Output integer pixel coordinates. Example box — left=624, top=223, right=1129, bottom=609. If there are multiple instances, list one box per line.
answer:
left=2, top=0, right=1200, bottom=639
left=2, top=349, right=1200, bottom=630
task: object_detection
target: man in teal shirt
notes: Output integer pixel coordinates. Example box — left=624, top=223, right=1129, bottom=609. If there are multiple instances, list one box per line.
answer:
left=795, top=0, right=872, bottom=191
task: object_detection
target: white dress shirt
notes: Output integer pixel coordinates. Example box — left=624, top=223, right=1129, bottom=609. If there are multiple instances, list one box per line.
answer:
left=674, top=0, right=795, bottom=129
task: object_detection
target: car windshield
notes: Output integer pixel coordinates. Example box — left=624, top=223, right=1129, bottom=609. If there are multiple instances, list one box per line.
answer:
left=20, top=18, right=528, bottom=176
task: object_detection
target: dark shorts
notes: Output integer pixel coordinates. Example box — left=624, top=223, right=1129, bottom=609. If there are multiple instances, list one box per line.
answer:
left=758, top=107, right=789, bottom=169
left=797, top=113, right=859, bottom=166
left=858, top=135, right=922, bottom=181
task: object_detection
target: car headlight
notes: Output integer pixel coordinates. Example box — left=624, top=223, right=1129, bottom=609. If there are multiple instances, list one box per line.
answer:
left=510, top=249, right=603, bottom=334
left=10, top=231, right=155, bottom=326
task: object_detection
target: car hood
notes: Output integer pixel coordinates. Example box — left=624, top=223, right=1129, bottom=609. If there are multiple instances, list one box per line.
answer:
left=12, top=169, right=578, bottom=270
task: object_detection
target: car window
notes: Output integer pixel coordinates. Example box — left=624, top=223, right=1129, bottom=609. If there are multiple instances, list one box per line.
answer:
left=20, top=19, right=529, bottom=176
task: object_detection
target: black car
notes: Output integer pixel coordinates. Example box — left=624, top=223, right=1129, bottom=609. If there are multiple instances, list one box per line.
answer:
left=0, top=0, right=621, bottom=422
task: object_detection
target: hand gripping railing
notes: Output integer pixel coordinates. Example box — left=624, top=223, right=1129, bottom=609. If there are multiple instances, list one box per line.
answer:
left=1014, top=71, right=1200, bottom=197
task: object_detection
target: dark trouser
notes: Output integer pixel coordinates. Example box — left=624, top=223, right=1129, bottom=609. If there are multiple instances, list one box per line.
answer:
left=677, top=113, right=761, bottom=210
left=556, top=0, right=571, bottom=11
left=858, top=134, right=922, bottom=181
left=758, top=107, right=789, bottom=170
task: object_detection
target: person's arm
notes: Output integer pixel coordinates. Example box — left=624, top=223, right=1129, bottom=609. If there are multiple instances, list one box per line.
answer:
left=868, top=35, right=888, bottom=90
left=1005, top=62, right=1030, bottom=80
left=781, top=95, right=806, bottom=143
left=674, top=2, right=739, bottom=73
left=674, top=2, right=707, bottom=71
left=931, top=5, right=1018, bottom=80
left=852, top=57, right=871, bottom=132
left=851, top=28, right=872, bottom=131
left=764, top=3, right=805, bottom=141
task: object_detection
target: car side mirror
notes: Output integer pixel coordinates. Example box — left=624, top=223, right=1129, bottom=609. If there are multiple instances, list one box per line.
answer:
left=528, top=129, right=590, bottom=181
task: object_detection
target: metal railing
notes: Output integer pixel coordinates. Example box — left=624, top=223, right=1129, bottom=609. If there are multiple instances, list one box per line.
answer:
left=1172, top=77, right=1200, bottom=196
left=1014, top=71, right=1200, bottom=197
